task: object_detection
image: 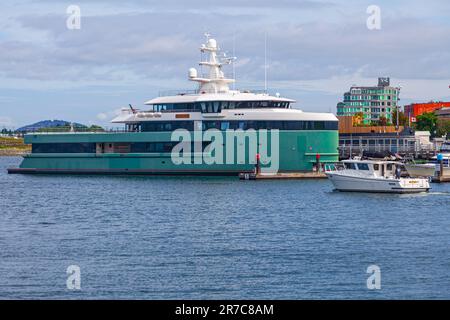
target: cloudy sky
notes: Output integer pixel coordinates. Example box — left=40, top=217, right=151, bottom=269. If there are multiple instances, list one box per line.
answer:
left=1, top=0, right=450, bottom=128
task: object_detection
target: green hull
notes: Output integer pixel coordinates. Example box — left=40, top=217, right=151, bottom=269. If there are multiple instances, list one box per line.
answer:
left=10, top=131, right=338, bottom=175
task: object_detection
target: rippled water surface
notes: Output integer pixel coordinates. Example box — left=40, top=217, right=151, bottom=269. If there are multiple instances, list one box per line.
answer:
left=1, top=157, right=449, bottom=299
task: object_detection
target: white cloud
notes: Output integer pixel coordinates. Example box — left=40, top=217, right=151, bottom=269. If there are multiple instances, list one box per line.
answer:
left=96, top=108, right=122, bottom=121
left=96, top=112, right=108, bottom=120
left=269, top=75, right=450, bottom=107
left=1, top=0, right=450, bottom=125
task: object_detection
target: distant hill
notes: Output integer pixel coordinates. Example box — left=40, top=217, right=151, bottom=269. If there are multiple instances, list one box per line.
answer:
left=16, top=120, right=89, bottom=133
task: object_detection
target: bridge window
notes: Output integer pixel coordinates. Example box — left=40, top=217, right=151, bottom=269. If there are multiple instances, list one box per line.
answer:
left=220, top=122, right=230, bottom=130
left=137, top=120, right=338, bottom=132
left=345, top=163, right=357, bottom=170
left=357, top=163, right=370, bottom=170
left=193, top=100, right=291, bottom=112
left=32, top=143, right=96, bottom=153
left=152, top=103, right=201, bottom=112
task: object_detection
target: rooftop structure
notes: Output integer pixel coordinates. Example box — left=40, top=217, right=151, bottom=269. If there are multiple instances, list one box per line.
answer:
left=404, top=102, right=450, bottom=122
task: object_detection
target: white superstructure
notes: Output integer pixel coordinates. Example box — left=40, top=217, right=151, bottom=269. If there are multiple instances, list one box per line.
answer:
left=112, top=35, right=337, bottom=125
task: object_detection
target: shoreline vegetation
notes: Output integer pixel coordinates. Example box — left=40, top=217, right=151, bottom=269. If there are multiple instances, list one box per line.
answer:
left=0, top=137, right=31, bottom=156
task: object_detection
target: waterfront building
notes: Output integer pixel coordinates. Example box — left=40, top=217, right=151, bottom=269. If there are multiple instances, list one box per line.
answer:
left=404, top=102, right=450, bottom=122
left=435, top=107, right=450, bottom=120
left=336, top=77, right=400, bottom=125
left=8, top=36, right=339, bottom=175
left=337, top=115, right=435, bottom=159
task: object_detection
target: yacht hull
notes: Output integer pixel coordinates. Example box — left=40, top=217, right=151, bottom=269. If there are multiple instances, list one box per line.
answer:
left=8, top=131, right=339, bottom=175
left=326, top=173, right=430, bottom=193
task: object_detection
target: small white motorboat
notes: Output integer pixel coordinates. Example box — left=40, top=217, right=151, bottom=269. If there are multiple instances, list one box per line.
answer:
left=404, top=163, right=435, bottom=178
left=325, top=159, right=430, bottom=193
left=404, top=154, right=450, bottom=178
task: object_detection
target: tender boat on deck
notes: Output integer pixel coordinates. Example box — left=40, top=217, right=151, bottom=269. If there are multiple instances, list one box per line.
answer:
left=325, top=159, right=430, bottom=193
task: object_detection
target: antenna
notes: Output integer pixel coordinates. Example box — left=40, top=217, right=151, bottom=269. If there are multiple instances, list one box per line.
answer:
left=264, top=32, right=268, bottom=93
left=232, top=33, right=236, bottom=90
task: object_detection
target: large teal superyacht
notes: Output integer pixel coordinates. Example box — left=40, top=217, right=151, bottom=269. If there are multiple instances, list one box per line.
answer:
left=8, top=36, right=338, bottom=175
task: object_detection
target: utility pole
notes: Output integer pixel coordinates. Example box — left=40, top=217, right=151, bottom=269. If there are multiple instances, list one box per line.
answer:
left=264, top=32, right=267, bottom=93
left=396, top=86, right=401, bottom=134
left=396, top=86, right=401, bottom=154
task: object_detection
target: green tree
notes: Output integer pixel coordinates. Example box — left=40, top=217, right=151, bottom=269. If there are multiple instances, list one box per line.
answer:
left=392, top=108, right=408, bottom=126
left=415, top=112, right=438, bottom=134
left=353, top=112, right=364, bottom=126
left=88, top=125, right=104, bottom=131
left=436, top=119, right=450, bottom=137
left=378, top=115, right=388, bottom=126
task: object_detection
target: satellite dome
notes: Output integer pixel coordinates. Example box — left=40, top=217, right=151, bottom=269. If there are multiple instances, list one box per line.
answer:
left=188, top=68, right=198, bottom=78
left=208, top=38, right=217, bottom=49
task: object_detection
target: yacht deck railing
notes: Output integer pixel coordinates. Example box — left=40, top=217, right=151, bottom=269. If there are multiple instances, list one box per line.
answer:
left=158, top=88, right=269, bottom=97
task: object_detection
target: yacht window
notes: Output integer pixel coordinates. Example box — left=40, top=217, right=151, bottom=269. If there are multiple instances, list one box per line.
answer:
left=357, top=163, right=370, bottom=170
left=387, top=164, right=393, bottom=170
left=213, top=101, right=220, bottom=113
left=344, top=163, right=357, bottom=170
left=220, top=122, right=230, bottom=130
left=373, top=164, right=379, bottom=170
left=229, top=102, right=236, bottom=109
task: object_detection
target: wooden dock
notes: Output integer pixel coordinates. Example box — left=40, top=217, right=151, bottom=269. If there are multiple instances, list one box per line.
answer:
left=239, top=172, right=327, bottom=180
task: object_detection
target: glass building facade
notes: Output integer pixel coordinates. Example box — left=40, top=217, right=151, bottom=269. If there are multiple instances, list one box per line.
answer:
left=336, top=78, right=400, bottom=125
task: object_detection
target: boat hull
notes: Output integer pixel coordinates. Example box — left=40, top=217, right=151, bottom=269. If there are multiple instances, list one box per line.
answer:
left=8, top=131, right=339, bottom=175
left=405, top=163, right=450, bottom=178
left=326, top=172, right=430, bottom=193
left=404, top=163, right=435, bottom=177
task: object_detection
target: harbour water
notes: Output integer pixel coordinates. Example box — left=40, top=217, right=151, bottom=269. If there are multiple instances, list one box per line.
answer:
left=1, top=156, right=449, bottom=299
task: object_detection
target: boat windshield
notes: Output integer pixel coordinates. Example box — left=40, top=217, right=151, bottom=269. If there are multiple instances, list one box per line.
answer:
left=344, top=162, right=357, bottom=170
left=356, top=163, right=370, bottom=170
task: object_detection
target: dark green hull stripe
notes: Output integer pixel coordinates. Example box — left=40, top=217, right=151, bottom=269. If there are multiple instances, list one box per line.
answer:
left=7, top=167, right=253, bottom=176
